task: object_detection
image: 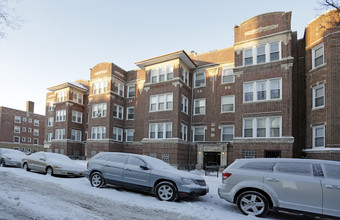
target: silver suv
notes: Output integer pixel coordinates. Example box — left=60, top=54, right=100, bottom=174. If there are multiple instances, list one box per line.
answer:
left=85, top=152, right=208, bottom=201
left=218, top=158, right=340, bottom=218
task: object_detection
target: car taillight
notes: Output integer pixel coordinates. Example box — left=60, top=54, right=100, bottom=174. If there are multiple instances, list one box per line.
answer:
left=86, top=161, right=89, bottom=168
left=222, top=172, right=232, bottom=181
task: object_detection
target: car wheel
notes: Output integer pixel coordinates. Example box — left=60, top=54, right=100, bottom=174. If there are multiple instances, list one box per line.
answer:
left=236, top=191, right=269, bottom=217
left=155, top=181, right=178, bottom=202
left=46, top=167, right=53, bottom=176
left=90, top=172, right=105, bottom=188
left=0, top=159, right=5, bottom=167
left=23, top=163, right=30, bottom=171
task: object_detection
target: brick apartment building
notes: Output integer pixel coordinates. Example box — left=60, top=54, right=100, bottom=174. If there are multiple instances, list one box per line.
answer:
left=44, top=9, right=339, bottom=167
left=0, top=101, right=45, bottom=153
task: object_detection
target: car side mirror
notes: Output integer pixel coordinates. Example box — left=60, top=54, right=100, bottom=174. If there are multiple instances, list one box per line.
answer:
left=140, top=164, right=149, bottom=170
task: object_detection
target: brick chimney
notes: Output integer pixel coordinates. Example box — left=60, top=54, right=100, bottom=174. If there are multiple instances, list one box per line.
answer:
left=26, top=101, right=34, bottom=113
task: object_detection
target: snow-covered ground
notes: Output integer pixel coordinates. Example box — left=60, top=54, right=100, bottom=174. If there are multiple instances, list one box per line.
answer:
left=0, top=162, right=319, bottom=220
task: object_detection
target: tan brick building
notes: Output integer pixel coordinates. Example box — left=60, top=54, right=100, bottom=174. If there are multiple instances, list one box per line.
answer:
left=44, top=9, right=340, bottom=167
left=0, top=102, right=45, bottom=153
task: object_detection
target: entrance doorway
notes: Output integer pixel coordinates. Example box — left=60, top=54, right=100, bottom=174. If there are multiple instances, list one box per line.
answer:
left=203, top=152, right=221, bottom=169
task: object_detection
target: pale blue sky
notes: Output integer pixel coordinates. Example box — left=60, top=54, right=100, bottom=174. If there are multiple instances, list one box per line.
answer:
left=0, top=0, right=324, bottom=115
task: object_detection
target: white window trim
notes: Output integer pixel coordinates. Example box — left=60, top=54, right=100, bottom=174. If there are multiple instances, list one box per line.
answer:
left=193, top=71, right=206, bottom=88
left=180, top=124, right=188, bottom=141
left=192, top=126, right=207, bottom=142
left=150, top=65, right=174, bottom=83
left=220, top=125, right=234, bottom=142
left=114, top=104, right=124, bottom=120
left=92, top=103, right=107, bottom=118
left=13, top=136, right=20, bottom=143
left=242, top=117, right=282, bottom=138
left=194, top=98, right=206, bottom=115
left=127, top=84, right=136, bottom=98
left=312, top=42, right=324, bottom=69
left=181, top=95, right=189, bottom=114
left=14, top=126, right=20, bottom=134
left=221, top=95, right=235, bottom=113
left=313, top=125, right=325, bottom=148
left=71, top=129, right=82, bottom=142
left=56, top=109, right=66, bottom=122
left=149, top=122, right=172, bottom=139
left=312, top=84, right=325, bottom=109
left=149, top=93, right=173, bottom=112
left=55, top=129, right=66, bottom=140
left=243, top=42, right=281, bottom=66
left=125, top=129, right=134, bottom=142
left=91, top=126, right=106, bottom=140
left=243, top=78, right=282, bottom=103
left=113, top=127, right=123, bottom=142
left=221, top=67, right=235, bottom=84
left=72, top=110, right=83, bottom=123
left=126, top=107, right=135, bottom=120
left=14, top=116, right=21, bottom=123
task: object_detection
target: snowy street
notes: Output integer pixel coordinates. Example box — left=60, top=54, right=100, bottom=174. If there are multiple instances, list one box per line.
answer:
left=0, top=166, right=322, bottom=220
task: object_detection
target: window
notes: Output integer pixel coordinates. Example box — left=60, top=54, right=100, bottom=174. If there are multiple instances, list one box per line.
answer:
left=92, top=103, right=107, bottom=118
left=221, top=126, right=234, bottom=142
left=71, top=129, right=82, bottom=141
left=244, top=48, right=253, bottom=66
left=312, top=42, right=324, bottom=68
left=126, top=107, right=134, bottom=120
left=72, top=110, right=83, bottom=123
left=47, top=132, right=53, bottom=142
left=114, top=82, right=124, bottom=97
left=28, top=118, right=32, bottom=123
left=243, top=78, right=281, bottom=102
left=221, top=68, right=234, bottom=83
left=48, top=103, right=54, bottom=111
left=150, top=93, right=173, bottom=112
left=150, top=153, right=157, bottom=158
left=313, top=125, right=325, bottom=148
left=194, top=99, right=206, bottom=115
left=113, top=127, right=123, bottom=142
left=13, top=136, right=20, bottom=143
left=33, top=138, right=38, bottom=145
left=33, top=129, right=39, bottom=136
left=48, top=117, right=54, bottom=127
left=28, top=128, right=32, bottom=133
left=126, top=129, right=134, bottom=142
left=243, top=117, right=282, bottom=138
left=22, top=127, right=26, bottom=132
left=193, top=127, right=205, bottom=142
left=323, top=164, right=340, bottom=180
left=14, top=126, right=20, bottom=133
left=113, top=104, right=124, bottom=119
left=313, top=85, right=325, bottom=109
left=92, top=80, right=108, bottom=94
left=242, top=150, right=257, bottom=158
left=56, top=110, right=66, bottom=122
left=28, top=138, right=31, bottom=142
left=161, top=154, right=170, bottom=163
left=150, top=65, right=174, bottom=83
left=56, top=90, right=67, bottom=102
left=14, top=116, right=21, bottom=123
left=91, top=126, right=106, bottom=140
left=221, top=96, right=235, bottom=113
left=34, top=120, right=39, bottom=127
left=55, top=129, right=65, bottom=140
left=149, top=123, right=172, bottom=139
left=23, top=117, right=27, bottom=122
left=276, top=162, right=312, bottom=176
left=180, top=124, right=188, bottom=141
left=243, top=42, right=281, bottom=66
left=127, top=85, right=136, bottom=98
left=181, top=95, right=188, bottom=114
left=181, top=67, right=189, bottom=85
left=73, top=92, right=83, bottom=104
left=241, top=162, right=275, bottom=171
left=265, top=150, right=281, bottom=158
left=194, top=72, right=206, bottom=87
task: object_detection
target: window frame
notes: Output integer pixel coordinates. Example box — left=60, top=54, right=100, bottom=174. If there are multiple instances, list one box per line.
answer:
left=149, top=122, right=172, bottom=139
left=126, top=107, right=135, bottom=120
left=312, top=42, right=324, bottom=68
left=113, top=104, right=124, bottom=120
left=91, top=126, right=106, bottom=140
left=56, top=109, right=66, bottom=122
left=194, top=98, right=206, bottom=115
left=221, top=95, right=235, bottom=113
left=125, top=129, right=134, bottom=142
left=243, top=78, right=282, bottom=103
left=194, top=71, right=206, bottom=88
left=243, top=117, right=282, bottom=138
left=193, top=126, right=206, bottom=142
left=221, top=67, right=235, bottom=84
left=313, top=125, right=325, bottom=148
left=149, top=93, right=173, bottom=112
left=180, top=124, right=188, bottom=141
left=150, top=65, right=174, bottom=83
left=220, top=125, right=234, bottom=142
left=113, top=127, right=123, bottom=142
left=127, top=84, right=136, bottom=98
left=92, top=103, right=107, bottom=118
left=181, top=95, right=189, bottom=114
left=71, top=129, right=82, bottom=141
left=243, top=42, right=281, bottom=66
left=55, top=129, right=65, bottom=140
left=312, top=84, right=325, bottom=109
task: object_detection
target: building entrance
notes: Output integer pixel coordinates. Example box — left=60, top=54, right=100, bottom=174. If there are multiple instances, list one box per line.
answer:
left=203, top=152, right=221, bottom=169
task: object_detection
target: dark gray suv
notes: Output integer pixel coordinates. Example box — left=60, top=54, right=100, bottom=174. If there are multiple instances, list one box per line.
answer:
left=85, top=152, right=208, bottom=201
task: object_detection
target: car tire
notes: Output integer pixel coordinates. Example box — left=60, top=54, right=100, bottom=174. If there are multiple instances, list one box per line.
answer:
left=23, top=163, right=30, bottom=171
left=90, top=172, right=105, bottom=188
left=0, top=159, right=5, bottom=167
left=236, top=191, right=269, bottom=217
left=155, top=181, right=178, bottom=202
left=46, top=166, right=53, bottom=176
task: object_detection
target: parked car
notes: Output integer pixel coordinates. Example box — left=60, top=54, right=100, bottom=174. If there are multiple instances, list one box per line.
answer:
left=85, top=152, right=209, bottom=201
left=218, top=158, right=340, bottom=218
left=0, top=148, right=27, bottom=167
left=22, top=152, right=85, bottom=177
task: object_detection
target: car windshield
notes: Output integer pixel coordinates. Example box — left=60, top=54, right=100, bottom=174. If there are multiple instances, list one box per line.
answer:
left=142, top=156, right=174, bottom=170
left=2, top=149, right=26, bottom=156
left=46, top=153, right=72, bottom=161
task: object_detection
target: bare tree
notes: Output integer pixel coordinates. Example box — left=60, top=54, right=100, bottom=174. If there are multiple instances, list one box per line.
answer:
left=317, top=0, right=340, bottom=27
left=0, top=0, right=22, bottom=38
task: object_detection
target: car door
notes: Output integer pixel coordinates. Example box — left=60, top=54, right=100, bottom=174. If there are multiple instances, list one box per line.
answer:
left=122, top=156, right=151, bottom=189
left=264, top=162, right=322, bottom=214
left=320, top=163, right=340, bottom=217
left=102, top=154, right=127, bottom=184
left=27, top=152, right=43, bottom=171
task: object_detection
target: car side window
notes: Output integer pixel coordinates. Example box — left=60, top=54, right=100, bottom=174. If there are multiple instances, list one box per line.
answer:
left=128, top=157, right=146, bottom=167
left=97, top=154, right=111, bottom=161
left=275, top=162, right=313, bottom=176
left=108, top=155, right=128, bottom=164
left=240, top=162, right=276, bottom=171
left=322, top=164, right=340, bottom=180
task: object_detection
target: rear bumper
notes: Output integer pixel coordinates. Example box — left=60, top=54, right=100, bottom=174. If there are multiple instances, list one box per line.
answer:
left=53, top=168, right=84, bottom=177
left=218, top=185, right=233, bottom=203
left=4, top=160, right=22, bottom=167
left=178, top=186, right=209, bottom=198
